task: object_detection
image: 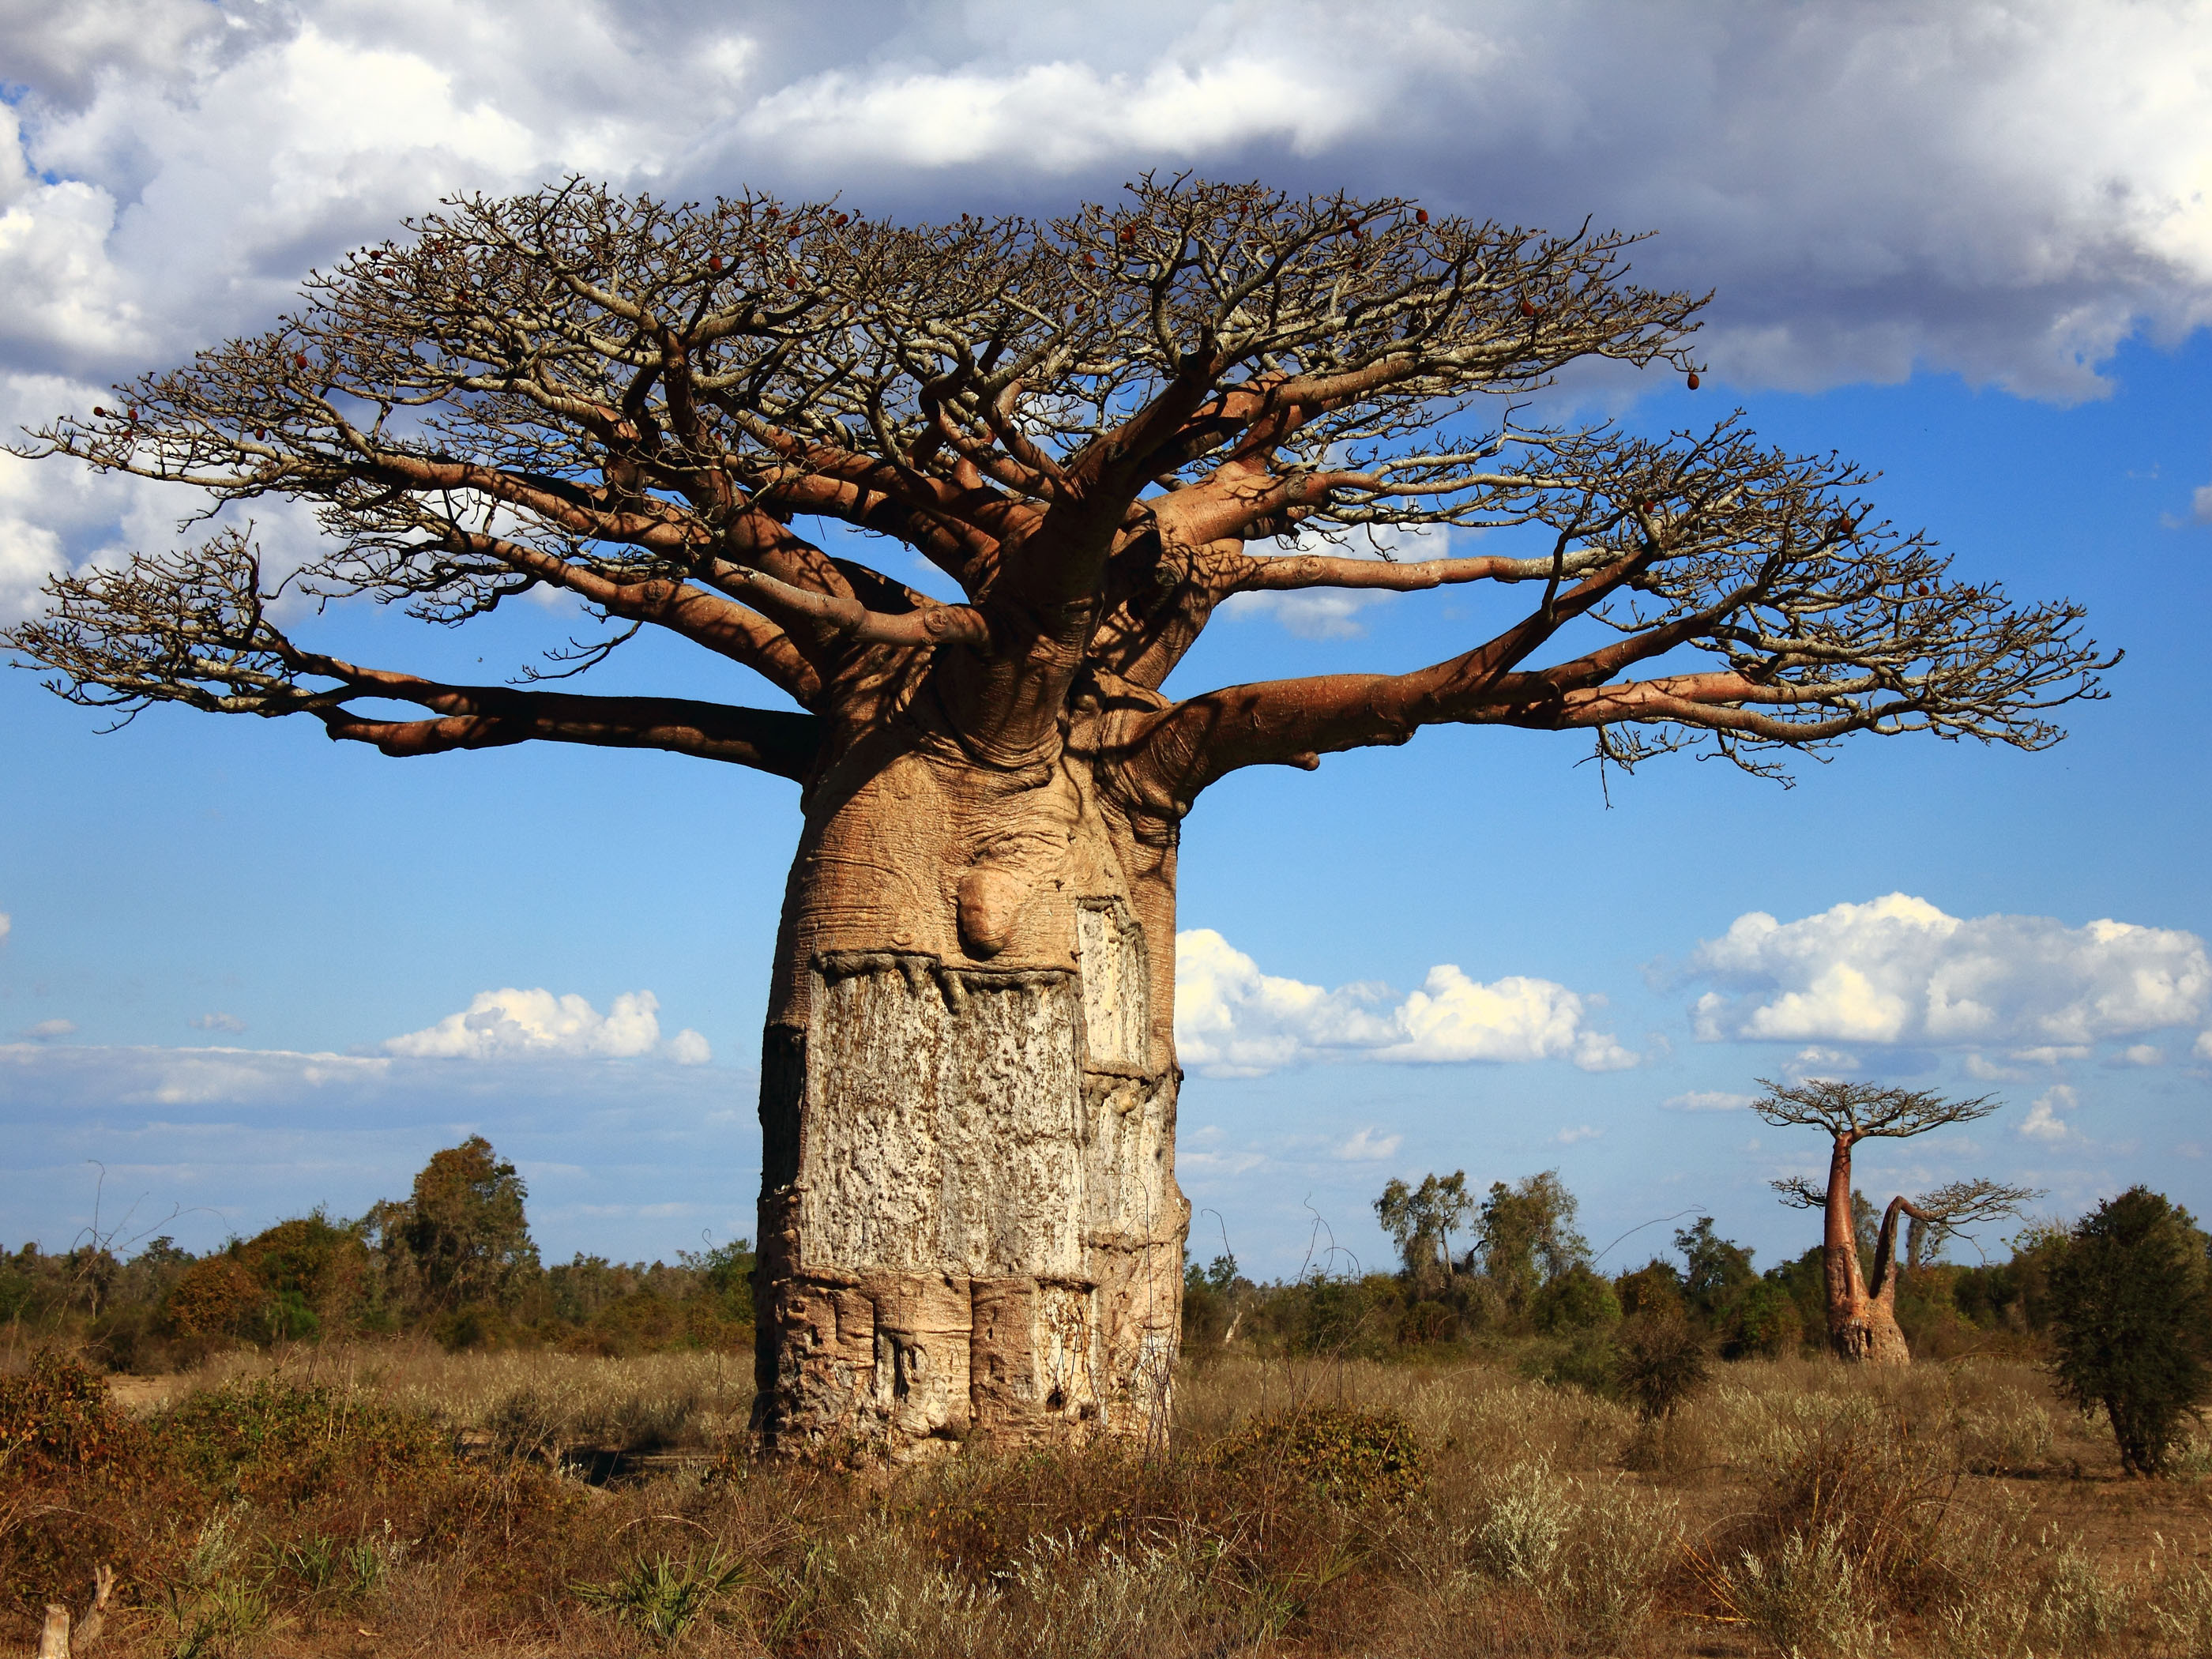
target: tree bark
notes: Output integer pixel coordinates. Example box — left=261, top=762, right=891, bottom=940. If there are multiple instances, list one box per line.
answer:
left=749, top=713, right=1188, bottom=1458
left=1821, top=1134, right=1910, bottom=1365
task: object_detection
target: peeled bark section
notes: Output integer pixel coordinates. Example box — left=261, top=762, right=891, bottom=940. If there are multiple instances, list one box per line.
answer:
left=753, top=735, right=1186, bottom=1457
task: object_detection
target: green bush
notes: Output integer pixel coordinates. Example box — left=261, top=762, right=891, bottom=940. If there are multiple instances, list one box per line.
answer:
left=1532, top=1262, right=1622, bottom=1335
left=2045, top=1186, right=2212, bottom=1476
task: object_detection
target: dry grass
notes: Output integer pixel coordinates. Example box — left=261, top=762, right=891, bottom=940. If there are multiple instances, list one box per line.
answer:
left=6, top=1344, right=2210, bottom=1656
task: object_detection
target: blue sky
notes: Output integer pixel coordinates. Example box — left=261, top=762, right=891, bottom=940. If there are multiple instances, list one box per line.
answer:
left=3, top=2, right=2210, bottom=1279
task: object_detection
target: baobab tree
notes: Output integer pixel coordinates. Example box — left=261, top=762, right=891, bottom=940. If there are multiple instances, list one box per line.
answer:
left=7, top=178, right=2107, bottom=1454
left=1763, top=1080, right=2037, bottom=1363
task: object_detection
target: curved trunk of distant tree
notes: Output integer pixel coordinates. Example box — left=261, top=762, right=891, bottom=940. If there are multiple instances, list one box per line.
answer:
left=1822, top=1134, right=1911, bottom=1364
left=750, top=710, right=1187, bottom=1457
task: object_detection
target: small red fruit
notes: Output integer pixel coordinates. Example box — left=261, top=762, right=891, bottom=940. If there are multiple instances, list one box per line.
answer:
left=1687, top=371, right=1701, bottom=390
left=1415, top=209, right=1429, bottom=224
left=127, top=406, right=138, bottom=421
left=708, top=254, right=722, bottom=272
left=1519, top=298, right=1537, bottom=318
left=295, top=352, right=309, bottom=368
left=92, top=405, right=107, bottom=418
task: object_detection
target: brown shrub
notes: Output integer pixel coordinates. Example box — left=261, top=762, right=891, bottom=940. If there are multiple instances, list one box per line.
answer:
left=1209, top=1404, right=1424, bottom=1507
left=164, top=1255, right=266, bottom=1339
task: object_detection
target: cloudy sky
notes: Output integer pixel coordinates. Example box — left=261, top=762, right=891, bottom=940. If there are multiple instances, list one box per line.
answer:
left=4, top=0, right=2210, bottom=1277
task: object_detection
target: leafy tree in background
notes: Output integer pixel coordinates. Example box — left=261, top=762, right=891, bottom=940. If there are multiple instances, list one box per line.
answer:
left=1375, top=1171, right=1473, bottom=1285
left=1673, top=1216, right=1756, bottom=1319
left=373, top=1136, right=540, bottom=1313
left=1477, top=1171, right=1589, bottom=1319
left=2046, top=1187, right=2212, bottom=1477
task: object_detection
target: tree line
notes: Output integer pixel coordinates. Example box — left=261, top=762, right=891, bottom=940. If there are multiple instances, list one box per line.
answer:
left=0, top=1138, right=755, bottom=1371
left=1182, top=1162, right=2211, bottom=1473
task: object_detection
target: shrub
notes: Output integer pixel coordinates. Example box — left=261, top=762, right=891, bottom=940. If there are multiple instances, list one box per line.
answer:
left=1531, top=1262, right=1621, bottom=1335
left=156, top=1378, right=452, bottom=1504
left=1464, top=1457, right=1571, bottom=1584
left=0, top=1354, right=149, bottom=1622
left=2045, top=1186, right=2212, bottom=1476
left=575, top=1547, right=750, bottom=1650
left=164, top=1256, right=266, bottom=1339
left=1722, top=1277, right=1805, bottom=1360
left=1614, top=1308, right=1710, bottom=1420
left=0, top=1349, right=144, bottom=1481
left=1209, top=1404, right=1423, bottom=1506
left=1716, top=1522, right=1877, bottom=1658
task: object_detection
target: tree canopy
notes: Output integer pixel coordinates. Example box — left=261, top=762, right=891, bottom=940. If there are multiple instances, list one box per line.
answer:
left=6, top=175, right=2111, bottom=814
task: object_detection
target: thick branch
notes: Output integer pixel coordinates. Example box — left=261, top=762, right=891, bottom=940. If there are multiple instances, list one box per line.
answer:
left=314, top=679, right=818, bottom=778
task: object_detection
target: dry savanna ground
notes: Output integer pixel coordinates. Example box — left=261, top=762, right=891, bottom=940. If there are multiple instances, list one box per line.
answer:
left=6, top=1342, right=2212, bottom=1657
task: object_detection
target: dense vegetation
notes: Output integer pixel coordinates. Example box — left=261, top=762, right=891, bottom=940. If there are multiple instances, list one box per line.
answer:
left=4, top=1149, right=2211, bottom=1653
left=1180, top=1165, right=2078, bottom=1379
left=1, top=1138, right=755, bottom=1371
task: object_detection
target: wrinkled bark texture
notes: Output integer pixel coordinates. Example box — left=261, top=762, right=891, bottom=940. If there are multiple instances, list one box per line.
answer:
left=750, top=724, right=1187, bottom=1456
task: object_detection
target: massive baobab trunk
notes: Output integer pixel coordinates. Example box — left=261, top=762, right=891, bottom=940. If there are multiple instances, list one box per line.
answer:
left=6, top=181, right=2101, bottom=1458
left=752, top=731, right=1187, bottom=1452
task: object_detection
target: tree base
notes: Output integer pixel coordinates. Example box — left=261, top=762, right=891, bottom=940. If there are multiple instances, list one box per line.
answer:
left=751, top=947, right=1184, bottom=1458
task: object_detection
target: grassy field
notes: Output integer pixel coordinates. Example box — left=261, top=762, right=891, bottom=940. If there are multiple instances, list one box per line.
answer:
left=6, top=1343, right=2211, bottom=1656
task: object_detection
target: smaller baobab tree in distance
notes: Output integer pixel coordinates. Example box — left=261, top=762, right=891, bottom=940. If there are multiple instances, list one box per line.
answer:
left=1761, top=1079, right=2037, bottom=1364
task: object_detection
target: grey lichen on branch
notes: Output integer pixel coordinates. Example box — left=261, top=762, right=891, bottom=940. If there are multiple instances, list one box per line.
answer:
left=4, top=174, right=2112, bottom=821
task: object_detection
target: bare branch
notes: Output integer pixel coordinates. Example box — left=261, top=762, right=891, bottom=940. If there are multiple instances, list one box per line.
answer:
left=1750, top=1079, right=2003, bottom=1142
left=1772, top=1176, right=1826, bottom=1210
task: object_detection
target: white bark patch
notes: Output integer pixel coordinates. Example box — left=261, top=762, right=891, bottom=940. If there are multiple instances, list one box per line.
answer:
left=765, top=952, right=1184, bottom=1450
left=1077, top=901, right=1149, bottom=1070
left=804, top=964, right=1088, bottom=1279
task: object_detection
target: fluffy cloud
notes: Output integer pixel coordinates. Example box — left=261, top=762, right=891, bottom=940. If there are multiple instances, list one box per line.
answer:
left=0, top=0, right=2204, bottom=611
left=1173, top=928, right=1635, bottom=1078
left=1661, top=1090, right=1754, bottom=1113
left=383, top=988, right=710, bottom=1064
left=1217, top=587, right=1396, bottom=641
left=23, top=1019, right=76, bottom=1041
left=1336, top=1127, right=1401, bottom=1161
left=1687, top=893, right=2210, bottom=1055
left=189, top=1013, right=246, bottom=1034
left=733, top=1, right=2212, bottom=399
left=2018, top=1084, right=2082, bottom=1142
left=0, top=911, right=9, bottom=945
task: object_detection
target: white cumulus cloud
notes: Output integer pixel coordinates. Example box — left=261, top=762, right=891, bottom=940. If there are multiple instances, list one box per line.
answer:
left=1336, top=1127, right=1401, bottom=1161
left=23, top=1018, right=76, bottom=1040
left=1661, top=1090, right=1754, bottom=1113
left=2, top=0, right=2210, bottom=616
left=2018, top=1084, right=2082, bottom=1142
left=1687, top=893, right=2210, bottom=1053
left=383, top=988, right=710, bottom=1064
left=1173, top=928, right=1634, bottom=1078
